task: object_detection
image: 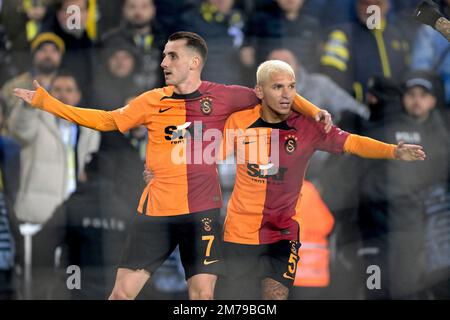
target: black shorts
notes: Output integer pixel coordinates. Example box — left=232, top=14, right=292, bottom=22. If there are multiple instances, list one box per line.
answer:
left=216, top=240, right=301, bottom=299
left=118, top=208, right=224, bottom=280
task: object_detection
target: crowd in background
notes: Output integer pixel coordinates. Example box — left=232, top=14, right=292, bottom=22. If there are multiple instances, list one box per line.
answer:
left=0, top=0, right=449, bottom=300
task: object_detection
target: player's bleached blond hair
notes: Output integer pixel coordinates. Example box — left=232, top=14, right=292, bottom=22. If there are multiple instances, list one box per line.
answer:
left=256, top=60, right=295, bottom=85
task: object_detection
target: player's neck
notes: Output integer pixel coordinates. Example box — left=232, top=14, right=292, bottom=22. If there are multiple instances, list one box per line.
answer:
left=173, top=77, right=202, bottom=95
left=260, top=104, right=291, bottom=123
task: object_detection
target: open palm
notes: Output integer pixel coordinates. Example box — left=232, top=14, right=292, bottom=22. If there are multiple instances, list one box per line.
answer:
left=13, top=80, right=41, bottom=105
left=395, top=141, right=426, bottom=161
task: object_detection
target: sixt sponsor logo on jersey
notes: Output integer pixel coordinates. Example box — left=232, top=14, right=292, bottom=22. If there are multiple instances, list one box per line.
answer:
left=164, top=122, right=206, bottom=144
left=246, top=163, right=288, bottom=182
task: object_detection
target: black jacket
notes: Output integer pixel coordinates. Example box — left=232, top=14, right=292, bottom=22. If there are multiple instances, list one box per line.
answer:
left=32, top=132, right=144, bottom=299
left=100, top=24, right=165, bottom=92
left=41, top=16, right=95, bottom=103
left=359, top=110, right=450, bottom=235
left=321, top=20, right=410, bottom=100
left=0, top=136, right=22, bottom=270
left=246, top=7, right=320, bottom=71
left=179, top=4, right=246, bottom=84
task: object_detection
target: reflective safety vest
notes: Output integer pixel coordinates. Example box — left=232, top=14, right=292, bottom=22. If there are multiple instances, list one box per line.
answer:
left=294, top=181, right=334, bottom=287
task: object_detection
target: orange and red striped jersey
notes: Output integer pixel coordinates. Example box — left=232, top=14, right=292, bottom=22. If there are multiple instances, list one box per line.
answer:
left=223, top=105, right=350, bottom=245
left=110, top=81, right=261, bottom=216
left=30, top=83, right=395, bottom=220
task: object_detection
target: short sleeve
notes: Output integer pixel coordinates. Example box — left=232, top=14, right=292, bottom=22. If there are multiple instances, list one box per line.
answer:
left=223, top=85, right=260, bottom=113
left=315, top=125, right=350, bottom=154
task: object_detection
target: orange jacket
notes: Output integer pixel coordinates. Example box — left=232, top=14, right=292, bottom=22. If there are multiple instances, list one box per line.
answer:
left=294, top=181, right=334, bottom=287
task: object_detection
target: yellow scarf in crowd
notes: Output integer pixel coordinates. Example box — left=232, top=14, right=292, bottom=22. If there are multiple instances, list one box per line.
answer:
left=24, top=0, right=98, bottom=41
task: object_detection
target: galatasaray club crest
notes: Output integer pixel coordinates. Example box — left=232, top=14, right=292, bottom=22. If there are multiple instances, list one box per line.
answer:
left=201, top=218, right=212, bottom=232
left=284, top=135, right=298, bottom=154
left=200, top=97, right=213, bottom=115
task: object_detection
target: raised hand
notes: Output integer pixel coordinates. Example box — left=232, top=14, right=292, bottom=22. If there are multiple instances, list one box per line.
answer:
left=13, top=80, right=41, bottom=105
left=315, top=110, right=333, bottom=133
left=395, top=141, right=426, bottom=161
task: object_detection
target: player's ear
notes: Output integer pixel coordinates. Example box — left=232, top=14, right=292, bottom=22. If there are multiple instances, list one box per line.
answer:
left=190, top=56, right=201, bottom=70
left=255, top=85, right=264, bottom=100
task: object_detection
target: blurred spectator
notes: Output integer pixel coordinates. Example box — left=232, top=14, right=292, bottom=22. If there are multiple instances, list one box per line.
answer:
left=0, top=98, right=22, bottom=300
left=320, top=0, right=358, bottom=27
left=269, top=48, right=370, bottom=122
left=4, top=66, right=100, bottom=224
left=320, top=0, right=410, bottom=102
left=358, top=70, right=450, bottom=299
left=23, top=0, right=50, bottom=40
left=391, top=0, right=424, bottom=44
left=0, top=20, right=19, bottom=88
left=95, top=0, right=125, bottom=36
left=393, top=0, right=423, bottom=14
left=41, top=0, right=96, bottom=102
left=92, top=44, right=142, bottom=110
left=241, top=0, right=320, bottom=73
left=153, top=0, right=197, bottom=35
left=365, top=76, right=405, bottom=124
left=0, top=0, right=29, bottom=71
left=1, top=33, right=67, bottom=297
left=299, top=0, right=328, bottom=21
left=3, top=32, right=64, bottom=119
left=421, top=181, right=450, bottom=300
left=0, top=0, right=51, bottom=74
left=317, top=76, right=405, bottom=300
left=101, top=0, right=165, bottom=91
left=31, top=131, right=146, bottom=299
left=0, top=99, right=21, bottom=204
left=411, top=0, right=450, bottom=107
left=180, top=0, right=246, bottom=84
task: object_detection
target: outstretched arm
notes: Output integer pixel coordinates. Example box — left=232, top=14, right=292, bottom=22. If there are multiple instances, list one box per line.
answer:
left=343, top=134, right=426, bottom=161
left=14, top=80, right=118, bottom=131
